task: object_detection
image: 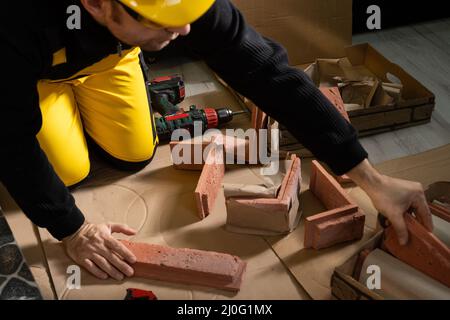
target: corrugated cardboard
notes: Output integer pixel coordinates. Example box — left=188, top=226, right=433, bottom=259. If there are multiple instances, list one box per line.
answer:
left=232, top=0, right=352, bottom=65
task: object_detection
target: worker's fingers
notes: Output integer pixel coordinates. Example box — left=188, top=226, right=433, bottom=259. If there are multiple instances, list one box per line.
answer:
left=389, top=212, right=409, bottom=246
left=83, top=258, right=108, bottom=280
left=104, top=237, right=137, bottom=264
left=99, top=248, right=134, bottom=278
left=412, top=193, right=434, bottom=232
left=91, top=253, right=124, bottom=281
left=109, top=223, right=137, bottom=236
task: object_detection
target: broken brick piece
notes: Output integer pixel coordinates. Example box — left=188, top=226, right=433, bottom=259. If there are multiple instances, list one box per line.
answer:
left=304, top=161, right=365, bottom=250
left=304, top=204, right=365, bottom=250
left=320, top=87, right=350, bottom=122
left=121, top=240, right=246, bottom=292
left=382, top=214, right=450, bottom=288
left=194, top=143, right=225, bottom=219
left=225, top=156, right=302, bottom=234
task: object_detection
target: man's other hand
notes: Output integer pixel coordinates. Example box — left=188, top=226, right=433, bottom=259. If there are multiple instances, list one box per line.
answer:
left=63, top=223, right=137, bottom=280
left=347, top=159, right=433, bottom=245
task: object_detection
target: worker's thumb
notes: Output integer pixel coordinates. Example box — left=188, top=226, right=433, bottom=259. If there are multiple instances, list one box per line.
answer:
left=391, top=213, right=409, bottom=246
left=109, top=223, right=137, bottom=236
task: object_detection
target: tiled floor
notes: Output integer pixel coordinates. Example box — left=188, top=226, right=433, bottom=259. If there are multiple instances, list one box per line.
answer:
left=0, top=210, right=42, bottom=300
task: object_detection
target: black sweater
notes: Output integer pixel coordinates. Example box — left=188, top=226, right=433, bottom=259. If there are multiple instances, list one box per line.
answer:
left=0, top=0, right=368, bottom=240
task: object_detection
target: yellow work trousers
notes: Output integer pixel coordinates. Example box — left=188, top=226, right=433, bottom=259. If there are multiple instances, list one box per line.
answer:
left=37, top=47, right=158, bottom=187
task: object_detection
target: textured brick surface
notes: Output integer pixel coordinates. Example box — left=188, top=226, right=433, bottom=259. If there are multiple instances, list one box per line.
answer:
left=194, top=144, right=225, bottom=219
left=304, top=161, right=365, bottom=250
left=121, top=240, right=246, bottom=292
left=382, top=214, right=450, bottom=287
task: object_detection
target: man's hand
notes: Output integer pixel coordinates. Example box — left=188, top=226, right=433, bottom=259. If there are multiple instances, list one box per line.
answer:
left=347, top=159, right=433, bottom=245
left=63, top=222, right=137, bottom=280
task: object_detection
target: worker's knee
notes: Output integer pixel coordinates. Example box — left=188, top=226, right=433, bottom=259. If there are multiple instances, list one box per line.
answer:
left=55, top=157, right=91, bottom=187
left=87, top=134, right=158, bottom=171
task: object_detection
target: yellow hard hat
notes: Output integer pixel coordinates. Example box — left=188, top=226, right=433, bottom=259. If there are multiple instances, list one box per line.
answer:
left=117, top=0, right=216, bottom=27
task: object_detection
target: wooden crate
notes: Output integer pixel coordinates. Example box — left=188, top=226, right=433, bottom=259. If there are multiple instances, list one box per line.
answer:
left=330, top=231, right=384, bottom=300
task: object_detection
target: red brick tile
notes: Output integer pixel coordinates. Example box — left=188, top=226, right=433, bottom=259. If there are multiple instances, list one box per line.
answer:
left=194, top=144, right=225, bottom=219
left=304, top=204, right=365, bottom=249
left=121, top=240, right=246, bottom=292
left=309, top=160, right=354, bottom=210
left=304, top=161, right=365, bottom=250
left=382, top=214, right=450, bottom=287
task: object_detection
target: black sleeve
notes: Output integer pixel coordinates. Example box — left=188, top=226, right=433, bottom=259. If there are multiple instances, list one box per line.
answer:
left=178, top=0, right=368, bottom=175
left=0, top=43, right=85, bottom=240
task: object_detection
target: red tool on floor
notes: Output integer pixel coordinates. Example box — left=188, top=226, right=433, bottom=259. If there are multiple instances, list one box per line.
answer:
left=124, top=288, right=157, bottom=300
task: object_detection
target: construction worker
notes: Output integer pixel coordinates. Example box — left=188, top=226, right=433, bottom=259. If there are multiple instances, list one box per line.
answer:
left=0, top=0, right=433, bottom=281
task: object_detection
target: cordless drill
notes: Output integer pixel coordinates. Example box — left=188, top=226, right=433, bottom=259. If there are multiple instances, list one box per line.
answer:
left=148, top=75, right=245, bottom=143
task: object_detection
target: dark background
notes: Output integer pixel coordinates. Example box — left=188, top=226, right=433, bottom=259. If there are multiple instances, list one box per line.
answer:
left=353, top=0, right=450, bottom=33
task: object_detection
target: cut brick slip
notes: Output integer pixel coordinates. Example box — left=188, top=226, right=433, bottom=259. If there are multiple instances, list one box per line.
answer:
left=318, top=88, right=355, bottom=184
left=382, top=214, right=450, bottom=288
left=120, top=240, right=246, bottom=292
left=304, top=161, right=365, bottom=250
left=225, top=155, right=301, bottom=233
left=194, top=144, right=225, bottom=219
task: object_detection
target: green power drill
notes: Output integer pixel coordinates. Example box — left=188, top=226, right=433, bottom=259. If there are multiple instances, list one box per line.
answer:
left=148, top=75, right=246, bottom=143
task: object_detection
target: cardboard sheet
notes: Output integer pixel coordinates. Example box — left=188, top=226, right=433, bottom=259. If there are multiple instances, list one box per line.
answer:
left=28, top=67, right=306, bottom=300
left=267, top=144, right=450, bottom=300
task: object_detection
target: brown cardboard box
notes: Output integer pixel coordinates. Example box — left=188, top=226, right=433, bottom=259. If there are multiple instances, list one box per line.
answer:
left=232, top=0, right=352, bottom=65
left=262, top=43, right=436, bottom=157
